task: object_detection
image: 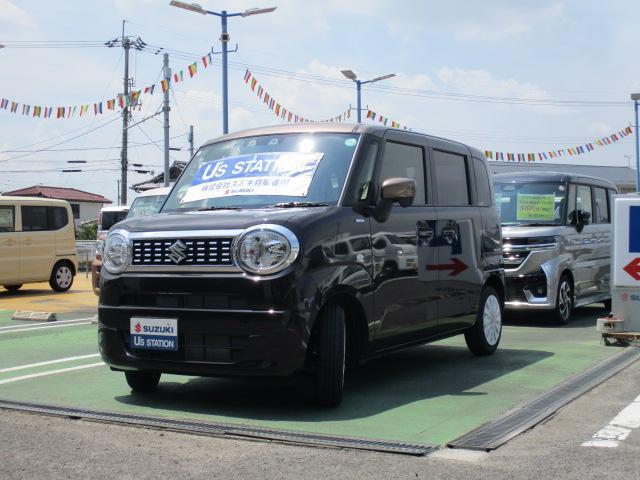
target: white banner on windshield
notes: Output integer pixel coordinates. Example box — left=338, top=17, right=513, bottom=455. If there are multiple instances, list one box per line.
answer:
left=180, top=152, right=324, bottom=204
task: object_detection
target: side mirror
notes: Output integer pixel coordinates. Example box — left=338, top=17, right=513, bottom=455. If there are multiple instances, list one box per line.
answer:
left=381, top=177, right=416, bottom=207
left=371, top=177, right=416, bottom=222
left=575, top=209, right=591, bottom=233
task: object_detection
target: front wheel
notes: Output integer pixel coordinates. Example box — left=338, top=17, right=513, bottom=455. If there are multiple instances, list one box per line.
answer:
left=465, top=287, right=502, bottom=356
left=49, top=262, right=74, bottom=292
left=312, top=304, right=346, bottom=407
left=554, top=275, right=573, bottom=325
left=124, top=371, right=161, bottom=393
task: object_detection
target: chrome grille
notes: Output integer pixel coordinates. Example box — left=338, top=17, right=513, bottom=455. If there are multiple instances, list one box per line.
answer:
left=131, top=238, right=234, bottom=266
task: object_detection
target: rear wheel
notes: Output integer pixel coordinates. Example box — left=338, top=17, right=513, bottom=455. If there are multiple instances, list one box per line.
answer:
left=124, top=371, right=161, bottom=393
left=3, top=284, right=22, bottom=292
left=554, top=275, right=573, bottom=325
left=49, top=262, right=74, bottom=292
left=312, top=304, right=346, bottom=407
left=465, top=287, right=502, bottom=356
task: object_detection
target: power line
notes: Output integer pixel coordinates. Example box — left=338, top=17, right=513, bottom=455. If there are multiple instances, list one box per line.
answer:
left=0, top=115, right=122, bottom=163
left=0, top=134, right=188, bottom=154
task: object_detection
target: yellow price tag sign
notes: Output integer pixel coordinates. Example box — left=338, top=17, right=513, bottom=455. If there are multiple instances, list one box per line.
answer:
left=516, top=194, right=555, bottom=221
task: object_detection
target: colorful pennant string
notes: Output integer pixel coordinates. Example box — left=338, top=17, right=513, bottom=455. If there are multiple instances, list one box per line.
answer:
left=0, top=55, right=210, bottom=121
left=243, top=69, right=351, bottom=124
left=363, top=108, right=633, bottom=161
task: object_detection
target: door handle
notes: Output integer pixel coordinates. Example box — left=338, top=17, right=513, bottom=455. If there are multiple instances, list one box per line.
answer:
left=5, top=240, right=16, bottom=246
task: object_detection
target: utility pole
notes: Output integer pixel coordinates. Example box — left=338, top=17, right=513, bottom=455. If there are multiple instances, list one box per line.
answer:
left=120, top=22, right=131, bottom=205
left=117, top=180, right=120, bottom=205
left=189, top=125, right=194, bottom=159
left=163, top=53, right=171, bottom=187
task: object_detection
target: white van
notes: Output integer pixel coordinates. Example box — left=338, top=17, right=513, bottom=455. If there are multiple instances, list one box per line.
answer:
left=97, top=206, right=129, bottom=240
left=0, top=196, right=78, bottom=292
left=127, top=187, right=170, bottom=219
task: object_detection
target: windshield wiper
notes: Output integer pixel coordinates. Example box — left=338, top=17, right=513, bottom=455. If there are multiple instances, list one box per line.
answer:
left=270, top=201, right=329, bottom=208
left=523, top=222, right=559, bottom=227
left=196, top=206, right=243, bottom=211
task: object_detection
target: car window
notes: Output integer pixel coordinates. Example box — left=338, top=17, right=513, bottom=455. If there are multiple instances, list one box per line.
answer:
left=433, top=150, right=470, bottom=206
left=21, top=206, right=49, bottom=231
left=49, top=207, right=68, bottom=230
left=593, top=187, right=609, bottom=223
left=346, top=139, right=379, bottom=204
left=576, top=185, right=593, bottom=219
left=349, top=237, right=370, bottom=251
left=473, top=157, right=492, bottom=206
left=379, top=141, right=426, bottom=205
left=0, top=206, right=15, bottom=232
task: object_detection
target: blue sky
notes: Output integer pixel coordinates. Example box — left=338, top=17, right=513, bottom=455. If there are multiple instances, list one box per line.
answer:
left=0, top=0, right=637, bottom=202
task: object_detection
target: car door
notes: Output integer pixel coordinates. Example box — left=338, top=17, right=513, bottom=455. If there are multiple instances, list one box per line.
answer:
left=567, top=184, right=599, bottom=300
left=0, top=204, right=20, bottom=284
left=19, top=205, right=55, bottom=281
left=429, top=142, right=484, bottom=332
left=371, top=133, right=439, bottom=349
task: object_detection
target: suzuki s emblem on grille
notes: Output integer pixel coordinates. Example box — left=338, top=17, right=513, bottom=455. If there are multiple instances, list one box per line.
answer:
left=167, top=240, right=188, bottom=264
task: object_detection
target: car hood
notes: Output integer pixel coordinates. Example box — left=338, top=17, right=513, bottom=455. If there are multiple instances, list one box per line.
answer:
left=113, top=207, right=332, bottom=233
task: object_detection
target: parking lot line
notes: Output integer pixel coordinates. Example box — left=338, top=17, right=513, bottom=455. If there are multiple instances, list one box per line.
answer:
left=0, top=322, right=92, bottom=335
left=0, top=317, right=94, bottom=331
left=582, top=394, right=640, bottom=448
left=0, top=363, right=104, bottom=385
left=0, top=354, right=101, bottom=374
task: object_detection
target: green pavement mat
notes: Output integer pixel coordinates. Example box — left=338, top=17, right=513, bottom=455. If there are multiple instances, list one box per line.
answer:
left=0, top=306, right=617, bottom=446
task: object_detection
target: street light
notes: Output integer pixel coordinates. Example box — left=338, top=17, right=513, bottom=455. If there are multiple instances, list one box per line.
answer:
left=170, top=1, right=276, bottom=135
left=341, top=69, right=396, bottom=123
left=632, top=93, right=640, bottom=191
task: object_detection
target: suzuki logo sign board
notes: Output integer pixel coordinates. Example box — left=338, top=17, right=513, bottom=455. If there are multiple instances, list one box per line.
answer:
left=612, top=195, right=640, bottom=288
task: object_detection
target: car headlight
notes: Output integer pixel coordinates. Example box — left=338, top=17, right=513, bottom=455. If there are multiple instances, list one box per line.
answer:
left=235, top=225, right=299, bottom=275
left=102, top=230, right=131, bottom=274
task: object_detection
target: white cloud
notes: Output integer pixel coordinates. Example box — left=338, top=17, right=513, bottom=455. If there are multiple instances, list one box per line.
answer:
left=452, top=2, right=565, bottom=41
left=0, top=0, right=35, bottom=28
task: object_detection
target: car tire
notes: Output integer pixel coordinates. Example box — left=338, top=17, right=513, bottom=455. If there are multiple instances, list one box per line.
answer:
left=313, top=304, right=346, bottom=407
left=49, top=262, right=74, bottom=292
left=603, top=299, right=612, bottom=312
left=124, top=371, right=161, bottom=393
left=3, top=284, right=22, bottom=292
left=465, top=286, right=502, bottom=356
left=554, top=274, right=573, bottom=325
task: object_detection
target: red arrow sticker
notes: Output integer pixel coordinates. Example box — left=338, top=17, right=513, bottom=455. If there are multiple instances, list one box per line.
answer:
left=623, top=257, right=640, bottom=281
left=426, top=258, right=468, bottom=276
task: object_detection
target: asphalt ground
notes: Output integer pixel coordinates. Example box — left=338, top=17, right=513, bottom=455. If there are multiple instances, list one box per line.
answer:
left=3, top=358, right=638, bottom=480
left=0, top=278, right=628, bottom=451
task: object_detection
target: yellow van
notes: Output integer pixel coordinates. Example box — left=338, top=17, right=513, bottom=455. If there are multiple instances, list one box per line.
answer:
left=0, top=196, right=78, bottom=292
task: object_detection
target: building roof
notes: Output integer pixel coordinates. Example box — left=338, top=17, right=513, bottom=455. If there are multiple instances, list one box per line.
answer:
left=131, top=161, right=187, bottom=192
left=488, top=161, right=637, bottom=190
left=2, top=185, right=112, bottom=204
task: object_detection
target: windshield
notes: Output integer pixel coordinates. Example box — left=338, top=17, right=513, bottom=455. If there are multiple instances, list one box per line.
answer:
left=162, top=133, right=360, bottom=212
left=494, top=182, right=567, bottom=226
left=127, top=194, right=167, bottom=219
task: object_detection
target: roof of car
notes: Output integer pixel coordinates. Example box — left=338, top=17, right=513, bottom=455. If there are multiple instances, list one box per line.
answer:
left=493, top=171, right=618, bottom=189
left=200, top=123, right=485, bottom=157
left=0, top=195, right=71, bottom=206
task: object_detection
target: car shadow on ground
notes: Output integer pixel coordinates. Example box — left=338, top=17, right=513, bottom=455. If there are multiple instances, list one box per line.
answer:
left=504, top=304, right=608, bottom=329
left=114, top=344, right=552, bottom=422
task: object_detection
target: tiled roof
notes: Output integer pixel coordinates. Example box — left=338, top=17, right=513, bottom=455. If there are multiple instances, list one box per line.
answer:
left=2, top=185, right=112, bottom=203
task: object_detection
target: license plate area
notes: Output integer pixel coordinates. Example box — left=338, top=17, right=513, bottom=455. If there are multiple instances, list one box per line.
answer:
left=130, top=317, right=178, bottom=351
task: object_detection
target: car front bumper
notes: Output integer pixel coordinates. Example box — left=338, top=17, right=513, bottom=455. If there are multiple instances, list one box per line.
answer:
left=98, top=270, right=314, bottom=379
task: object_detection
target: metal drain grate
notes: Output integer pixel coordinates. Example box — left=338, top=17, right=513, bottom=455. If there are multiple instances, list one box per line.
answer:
left=448, top=347, right=640, bottom=451
left=0, top=399, right=434, bottom=456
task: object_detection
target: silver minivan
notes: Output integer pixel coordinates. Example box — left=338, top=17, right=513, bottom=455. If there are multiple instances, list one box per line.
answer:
left=494, top=172, right=617, bottom=324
